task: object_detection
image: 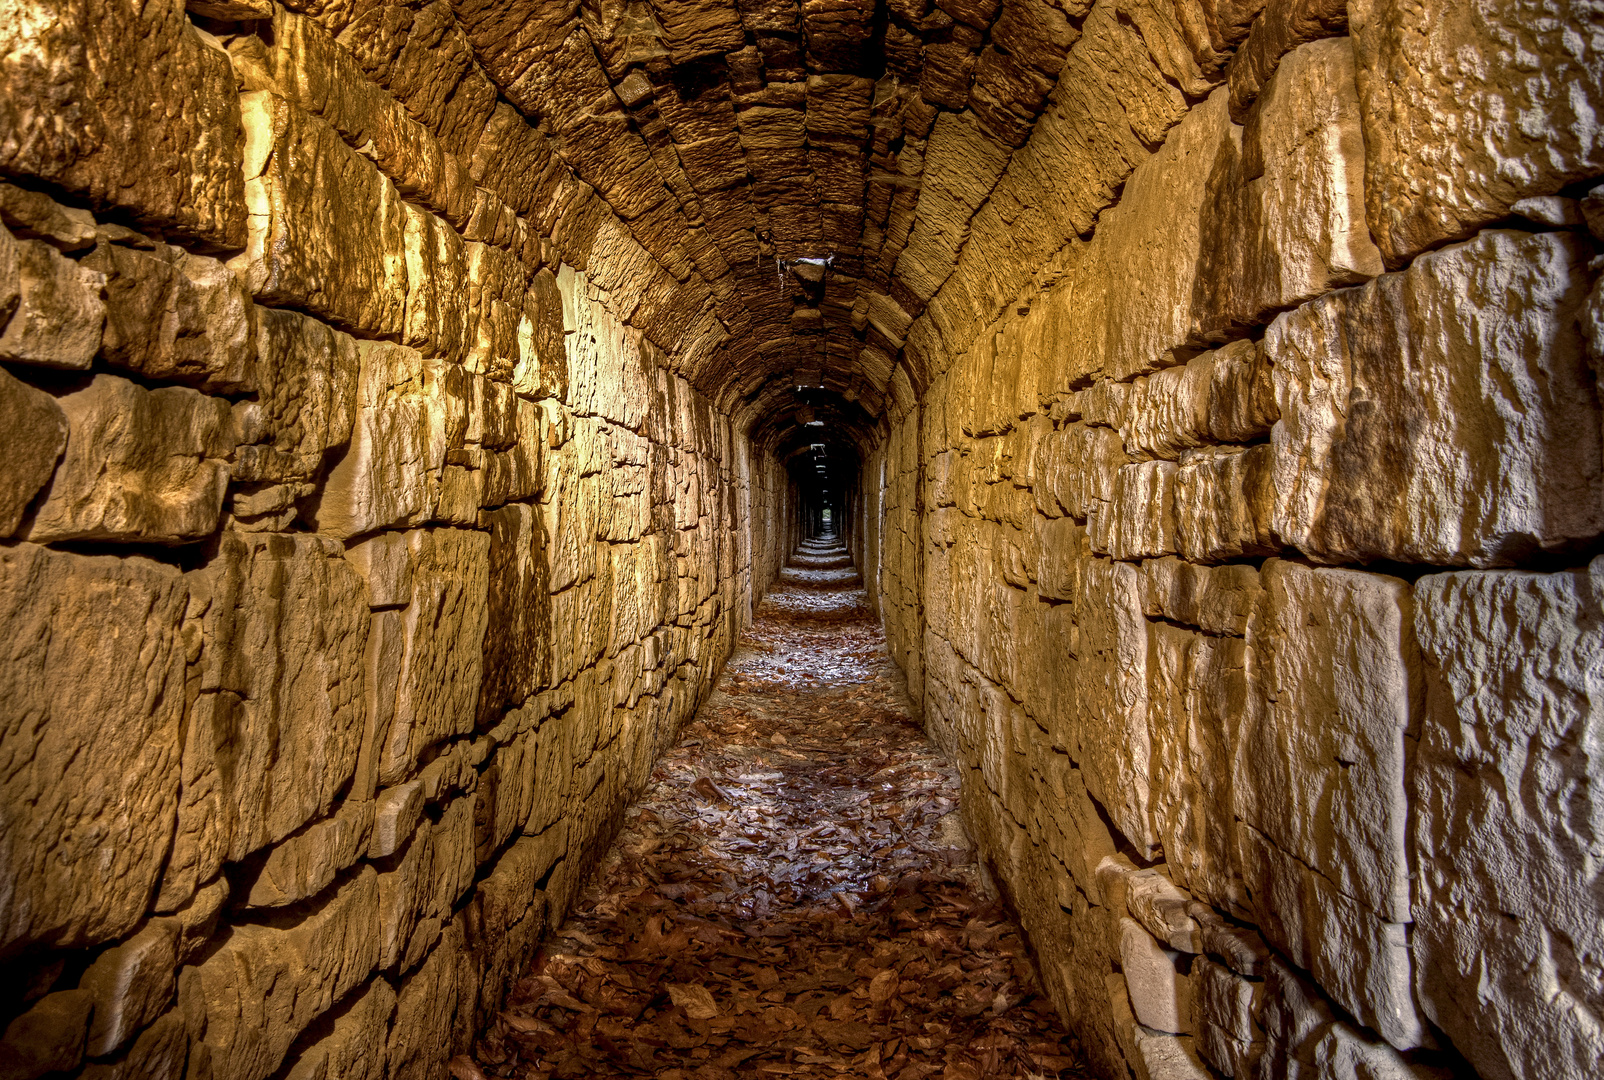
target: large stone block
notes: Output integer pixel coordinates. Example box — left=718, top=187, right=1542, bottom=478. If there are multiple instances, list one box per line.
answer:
left=1194, top=36, right=1383, bottom=338
left=0, top=364, right=66, bottom=537
left=25, top=374, right=232, bottom=544
left=1350, top=0, right=1604, bottom=264
left=478, top=503, right=552, bottom=726
left=172, top=532, right=370, bottom=895
left=82, top=240, right=255, bottom=393
left=1268, top=230, right=1602, bottom=567
left=1240, top=560, right=1416, bottom=923
left=0, top=236, right=105, bottom=370
left=1411, top=559, right=1604, bottom=1080
left=1073, top=557, right=1160, bottom=857
left=1121, top=340, right=1276, bottom=460
left=233, top=307, right=360, bottom=486
left=0, top=545, right=188, bottom=957
left=368, top=528, right=490, bottom=785
left=0, top=0, right=246, bottom=248
left=79, top=918, right=180, bottom=1058
left=281, top=976, right=394, bottom=1080
left=314, top=342, right=457, bottom=537
left=1174, top=445, right=1278, bottom=564
left=1238, top=822, right=1421, bottom=1050
left=234, top=91, right=408, bottom=336
left=194, top=869, right=381, bottom=1080
left=1096, top=88, right=1233, bottom=380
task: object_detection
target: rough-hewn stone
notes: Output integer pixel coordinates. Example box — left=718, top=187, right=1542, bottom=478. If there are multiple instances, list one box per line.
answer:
left=1268, top=230, right=1602, bottom=567
left=0, top=0, right=246, bottom=247
left=1350, top=0, right=1604, bottom=265
left=0, top=545, right=188, bottom=957
left=1412, top=559, right=1604, bottom=1080
left=0, top=364, right=66, bottom=537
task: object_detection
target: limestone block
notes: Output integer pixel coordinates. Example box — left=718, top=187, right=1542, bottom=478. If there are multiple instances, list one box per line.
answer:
left=1239, top=560, right=1415, bottom=922
left=1097, top=88, right=1233, bottom=380
left=1139, top=557, right=1261, bottom=637
left=1268, top=230, right=1601, bottom=567
left=1121, top=918, right=1194, bottom=1034
left=79, top=918, right=180, bottom=1057
left=1411, top=559, right=1604, bottom=1080
left=0, top=0, right=245, bottom=247
left=281, top=977, right=394, bottom=1080
left=1194, top=956, right=1261, bottom=1068
left=0, top=238, right=105, bottom=369
left=1174, top=445, right=1278, bottom=563
left=1238, top=821, right=1421, bottom=1049
left=478, top=502, right=553, bottom=726
left=1132, top=1027, right=1213, bottom=1080
left=512, top=267, right=567, bottom=402
left=0, top=990, right=93, bottom=1080
left=234, top=307, right=360, bottom=487
left=315, top=342, right=453, bottom=537
left=25, top=374, right=233, bottom=544
left=242, top=800, right=373, bottom=910
left=1154, top=630, right=1251, bottom=916
left=1195, top=37, right=1383, bottom=338
left=375, top=817, right=436, bottom=972
left=345, top=532, right=413, bottom=609
left=402, top=203, right=470, bottom=365
left=369, top=528, right=490, bottom=786
left=195, top=868, right=382, bottom=1080
left=172, top=531, right=369, bottom=902
left=1093, top=459, right=1178, bottom=561
left=82, top=241, right=255, bottom=393
left=0, top=185, right=96, bottom=251
left=1074, top=558, right=1160, bottom=857
left=370, top=781, right=424, bottom=859
left=0, top=364, right=66, bottom=537
left=1036, top=422, right=1129, bottom=520
left=235, top=91, right=408, bottom=336
left=1350, top=0, right=1604, bottom=264
left=0, top=545, right=187, bottom=956
left=1225, top=0, right=1349, bottom=119
left=386, top=924, right=464, bottom=1080
left=1303, top=1022, right=1451, bottom=1080
left=1121, top=340, right=1275, bottom=460
left=75, top=1008, right=187, bottom=1080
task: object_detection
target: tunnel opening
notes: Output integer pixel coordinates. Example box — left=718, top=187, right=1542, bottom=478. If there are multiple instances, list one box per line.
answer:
left=0, top=2, right=1596, bottom=1080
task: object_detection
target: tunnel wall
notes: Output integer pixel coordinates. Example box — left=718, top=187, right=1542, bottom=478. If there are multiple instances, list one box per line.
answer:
left=863, top=4, right=1604, bottom=1080
left=0, top=4, right=779, bottom=1078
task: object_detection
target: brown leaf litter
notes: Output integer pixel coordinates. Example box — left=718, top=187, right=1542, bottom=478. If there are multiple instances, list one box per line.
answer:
left=474, top=539, right=1090, bottom=1080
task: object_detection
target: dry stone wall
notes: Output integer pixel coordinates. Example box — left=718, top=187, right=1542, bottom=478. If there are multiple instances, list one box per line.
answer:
left=867, top=3, right=1604, bottom=1080
left=0, top=3, right=781, bottom=1078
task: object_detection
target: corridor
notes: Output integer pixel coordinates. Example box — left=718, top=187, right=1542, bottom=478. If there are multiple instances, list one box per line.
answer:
left=468, top=540, right=1083, bottom=1079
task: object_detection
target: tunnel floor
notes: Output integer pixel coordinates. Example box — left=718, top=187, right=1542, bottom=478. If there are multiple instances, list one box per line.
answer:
left=468, top=539, right=1087, bottom=1080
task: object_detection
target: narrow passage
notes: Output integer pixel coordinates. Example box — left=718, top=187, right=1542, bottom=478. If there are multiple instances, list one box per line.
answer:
left=470, top=539, right=1087, bottom=1080
left=468, top=539, right=1084, bottom=1078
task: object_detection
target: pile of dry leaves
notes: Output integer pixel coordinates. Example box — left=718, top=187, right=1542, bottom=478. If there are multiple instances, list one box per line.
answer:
left=470, top=540, right=1088, bottom=1080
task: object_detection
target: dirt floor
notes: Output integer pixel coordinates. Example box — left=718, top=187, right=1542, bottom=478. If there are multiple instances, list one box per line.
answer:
left=468, top=539, right=1089, bottom=1080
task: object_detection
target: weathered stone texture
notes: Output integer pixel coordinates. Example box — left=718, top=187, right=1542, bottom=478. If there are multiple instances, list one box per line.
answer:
left=25, top=374, right=234, bottom=545
left=1412, top=560, right=1604, bottom=1080
left=0, top=236, right=105, bottom=369
left=1350, top=0, right=1604, bottom=265
left=0, top=363, right=66, bottom=536
left=1269, top=230, right=1602, bottom=568
left=0, top=0, right=246, bottom=247
left=0, top=545, right=188, bottom=957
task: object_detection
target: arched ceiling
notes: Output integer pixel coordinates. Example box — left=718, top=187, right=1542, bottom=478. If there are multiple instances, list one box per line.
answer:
left=428, top=0, right=1087, bottom=447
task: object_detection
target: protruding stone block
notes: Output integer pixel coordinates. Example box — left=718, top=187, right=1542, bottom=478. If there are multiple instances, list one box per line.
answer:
left=1350, top=0, right=1604, bottom=264
left=1412, top=558, right=1604, bottom=1080
left=80, top=919, right=180, bottom=1058
left=0, top=238, right=105, bottom=369
left=1268, top=230, right=1601, bottom=567
left=0, top=545, right=188, bottom=956
left=24, top=374, right=233, bottom=545
left=0, top=365, right=66, bottom=537
left=0, top=0, right=246, bottom=248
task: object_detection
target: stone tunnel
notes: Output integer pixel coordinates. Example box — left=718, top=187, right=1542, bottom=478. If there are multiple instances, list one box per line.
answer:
left=0, top=1, right=1601, bottom=1078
